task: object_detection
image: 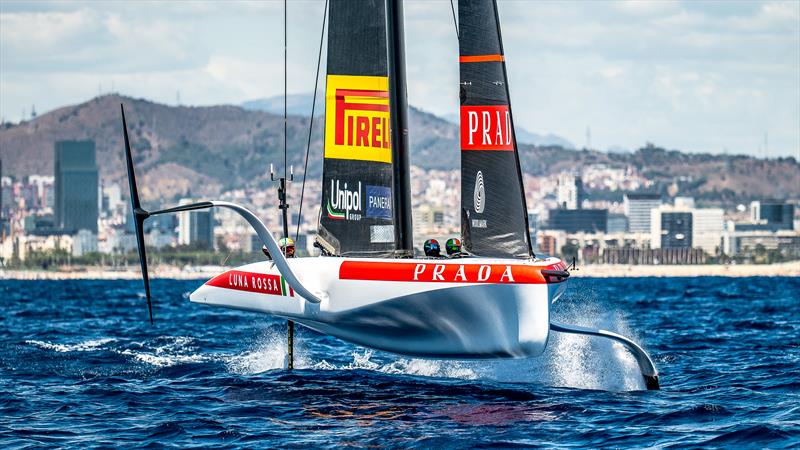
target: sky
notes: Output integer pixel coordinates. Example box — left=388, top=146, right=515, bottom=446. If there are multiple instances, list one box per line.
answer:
left=1, top=0, right=798, bottom=158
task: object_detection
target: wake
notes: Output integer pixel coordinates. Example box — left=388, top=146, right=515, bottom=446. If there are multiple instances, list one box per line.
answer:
left=25, top=302, right=649, bottom=391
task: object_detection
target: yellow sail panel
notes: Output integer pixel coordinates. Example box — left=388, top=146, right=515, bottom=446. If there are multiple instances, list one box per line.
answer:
left=324, top=74, right=391, bottom=164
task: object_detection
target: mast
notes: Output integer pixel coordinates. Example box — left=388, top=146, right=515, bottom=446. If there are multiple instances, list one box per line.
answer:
left=386, top=0, right=413, bottom=257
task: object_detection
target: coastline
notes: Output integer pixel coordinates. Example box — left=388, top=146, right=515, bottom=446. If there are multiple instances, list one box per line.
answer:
left=1, top=262, right=797, bottom=280
left=570, top=261, right=799, bottom=278
left=0, top=266, right=218, bottom=281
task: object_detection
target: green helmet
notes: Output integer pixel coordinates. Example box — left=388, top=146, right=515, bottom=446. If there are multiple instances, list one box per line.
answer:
left=446, top=238, right=462, bottom=255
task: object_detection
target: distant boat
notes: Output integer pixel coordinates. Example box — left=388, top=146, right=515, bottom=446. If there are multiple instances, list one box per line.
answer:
left=120, top=0, right=658, bottom=389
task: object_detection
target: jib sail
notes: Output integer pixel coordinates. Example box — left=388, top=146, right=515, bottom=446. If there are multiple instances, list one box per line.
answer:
left=458, top=0, right=533, bottom=259
left=317, top=0, right=410, bottom=257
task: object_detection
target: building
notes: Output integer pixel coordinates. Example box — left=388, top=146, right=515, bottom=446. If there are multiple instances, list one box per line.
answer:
left=72, top=229, right=98, bottom=257
left=145, top=228, right=174, bottom=249
left=723, top=230, right=800, bottom=259
left=23, top=214, right=56, bottom=235
left=537, top=233, right=558, bottom=256
left=691, top=207, right=724, bottom=255
left=556, top=173, right=584, bottom=210
left=99, top=227, right=137, bottom=254
left=624, top=193, right=661, bottom=233
left=413, top=204, right=446, bottom=238
left=649, top=200, right=723, bottom=254
left=750, top=200, right=795, bottom=231
left=674, top=197, right=696, bottom=209
left=606, top=213, right=628, bottom=233
left=101, top=182, right=124, bottom=218
left=27, top=175, right=54, bottom=210
left=651, top=209, right=692, bottom=249
left=0, top=233, right=73, bottom=262
left=547, top=208, right=608, bottom=233
left=177, top=198, right=215, bottom=250
left=54, top=140, right=98, bottom=233
left=527, top=212, right=539, bottom=251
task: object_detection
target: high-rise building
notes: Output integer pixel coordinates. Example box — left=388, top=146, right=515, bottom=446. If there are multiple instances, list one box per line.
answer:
left=651, top=209, right=692, bottom=249
left=692, top=207, right=724, bottom=254
left=54, top=141, right=98, bottom=233
left=750, top=200, right=794, bottom=231
left=624, top=193, right=661, bottom=233
left=556, top=173, right=583, bottom=210
left=177, top=198, right=215, bottom=250
left=547, top=208, right=608, bottom=233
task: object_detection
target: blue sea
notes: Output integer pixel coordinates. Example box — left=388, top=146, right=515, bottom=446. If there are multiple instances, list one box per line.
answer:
left=1, top=276, right=798, bottom=448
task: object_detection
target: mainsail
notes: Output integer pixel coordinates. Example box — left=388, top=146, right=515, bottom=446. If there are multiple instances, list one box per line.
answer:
left=458, top=0, right=533, bottom=259
left=317, top=0, right=409, bottom=257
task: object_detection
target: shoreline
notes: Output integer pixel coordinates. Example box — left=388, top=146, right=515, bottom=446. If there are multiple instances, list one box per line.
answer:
left=570, top=261, right=799, bottom=278
left=1, top=262, right=797, bottom=280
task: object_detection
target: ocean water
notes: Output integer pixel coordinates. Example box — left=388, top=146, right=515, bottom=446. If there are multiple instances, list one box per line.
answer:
left=1, top=276, right=798, bottom=448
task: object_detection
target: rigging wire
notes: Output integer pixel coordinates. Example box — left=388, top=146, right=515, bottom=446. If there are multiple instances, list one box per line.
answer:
left=450, top=0, right=459, bottom=38
left=295, top=0, right=328, bottom=243
left=283, top=0, right=288, bottom=216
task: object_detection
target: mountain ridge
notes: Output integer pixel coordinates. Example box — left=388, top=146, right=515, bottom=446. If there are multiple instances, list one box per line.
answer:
left=1, top=94, right=797, bottom=204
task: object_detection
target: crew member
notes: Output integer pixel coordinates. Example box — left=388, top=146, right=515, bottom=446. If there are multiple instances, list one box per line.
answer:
left=423, top=239, right=441, bottom=257
left=280, top=237, right=296, bottom=257
left=262, top=237, right=296, bottom=259
left=446, top=238, right=462, bottom=258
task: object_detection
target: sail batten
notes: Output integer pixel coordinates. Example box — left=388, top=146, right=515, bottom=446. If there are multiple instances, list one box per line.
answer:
left=459, top=0, right=533, bottom=259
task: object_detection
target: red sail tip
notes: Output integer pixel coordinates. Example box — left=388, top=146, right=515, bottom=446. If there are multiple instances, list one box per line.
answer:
left=459, top=54, right=505, bottom=63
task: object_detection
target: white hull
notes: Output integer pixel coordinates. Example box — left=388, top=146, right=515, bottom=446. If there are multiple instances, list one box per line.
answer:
left=190, top=256, right=568, bottom=359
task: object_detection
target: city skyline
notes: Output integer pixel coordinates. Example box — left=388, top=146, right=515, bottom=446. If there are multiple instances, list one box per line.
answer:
left=1, top=0, right=798, bottom=157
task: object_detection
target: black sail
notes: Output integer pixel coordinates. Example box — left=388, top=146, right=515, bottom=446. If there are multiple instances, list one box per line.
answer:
left=317, top=0, right=399, bottom=257
left=458, top=0, right=533, bottom=259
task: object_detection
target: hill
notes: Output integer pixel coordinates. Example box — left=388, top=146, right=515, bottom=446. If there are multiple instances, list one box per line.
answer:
left=1, top=94, right=797, bottom=204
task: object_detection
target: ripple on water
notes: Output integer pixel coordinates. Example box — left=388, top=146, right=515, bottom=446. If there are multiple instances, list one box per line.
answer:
left=0, top=277, right=798, bottom=448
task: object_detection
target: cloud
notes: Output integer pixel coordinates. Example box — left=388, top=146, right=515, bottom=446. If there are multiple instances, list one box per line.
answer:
left=0, top=0, right=798, bottom=157
left=613, top=0, right=682, bottom=16
left=0, top=6, right=205, bottom=74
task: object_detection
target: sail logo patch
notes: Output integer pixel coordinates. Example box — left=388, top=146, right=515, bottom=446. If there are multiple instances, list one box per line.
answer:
left=473, top=171, right=485, bottom=214
left=366, top=185, right=392, bottom=219
left=460, top=105, right=514, bottom=151
left=325, top=75, right=391, bottom=163
left=327, top=179, right=362, bottom=221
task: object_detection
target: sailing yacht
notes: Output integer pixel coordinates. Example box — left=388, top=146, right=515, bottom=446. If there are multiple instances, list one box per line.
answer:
left=120, top=0, right=659, bottom=389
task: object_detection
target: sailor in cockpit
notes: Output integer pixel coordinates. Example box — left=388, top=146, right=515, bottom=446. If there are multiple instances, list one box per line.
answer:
left=446, top=238, right=463, bottom=258
left=262, top=237, right=296, bottom=259
left=423, top=239, right=441, bottom=258
left=424, top=238, right=464, bottom=258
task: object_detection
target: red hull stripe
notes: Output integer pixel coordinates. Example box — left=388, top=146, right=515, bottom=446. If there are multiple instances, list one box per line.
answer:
left=339, top=261, right=565, bottom=284
left=206, top=270, right=295, bottom=297
left=460, top=54, right=505, bottom=63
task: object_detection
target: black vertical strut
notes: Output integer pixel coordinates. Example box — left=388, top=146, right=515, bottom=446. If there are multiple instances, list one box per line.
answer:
left=121, top=104, right=154, bottom=324
left=386, top=0, right=414, bottom=257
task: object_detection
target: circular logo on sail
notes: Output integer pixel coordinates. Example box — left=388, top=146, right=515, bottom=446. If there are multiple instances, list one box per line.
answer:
left=473, top=171, right=485, bottom=214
